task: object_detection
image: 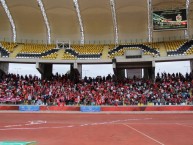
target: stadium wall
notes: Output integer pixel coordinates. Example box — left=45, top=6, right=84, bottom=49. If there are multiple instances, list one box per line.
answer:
left=40, top=106, right=80, bottom=111
left=1, top=105, right=193, bottom=111
left=0, top=106, right=19, bottom=110
left=101, top=106, right=193, bottom=111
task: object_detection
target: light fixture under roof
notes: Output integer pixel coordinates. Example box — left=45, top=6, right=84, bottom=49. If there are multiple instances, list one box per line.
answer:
left=37, top=0, right=51, bottom=44
left=73, top=0, right=84, bottom=44
left=0, top=0, right=16, bottom=43
left=110, top=0, right=118, bottom=45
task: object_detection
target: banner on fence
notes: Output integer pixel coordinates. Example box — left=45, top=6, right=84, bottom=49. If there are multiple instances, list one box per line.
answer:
left=19, top=105, right=40, bottom=111
left=80, top=106, right=101, bottom=112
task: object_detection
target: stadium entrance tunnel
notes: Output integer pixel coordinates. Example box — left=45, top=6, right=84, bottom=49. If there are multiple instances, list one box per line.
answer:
left=113, top=60, right=155, bottom=80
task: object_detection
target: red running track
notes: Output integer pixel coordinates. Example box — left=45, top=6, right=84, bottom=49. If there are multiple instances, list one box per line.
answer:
left=0, top=113, right=193, bottom=145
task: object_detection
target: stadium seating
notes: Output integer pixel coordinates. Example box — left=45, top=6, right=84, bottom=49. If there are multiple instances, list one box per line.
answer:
left=41, top=52, right=58, bottom=59
left=16, top=43, right=58, bottom=58
left=108, top=44, right=116, bottom=50
left=0, top=41, right=17, bottom=52
left=1, top=40, right=193, bottom=59
left=71, top=44, right=103, bottom=54
left=62, top=52, right=76, bottom=60
left=64, top=44, right=104, bottom=59
left=167, top=40, right=193, bottom=56
left=109, top=47, right=136, bottom=59
left=0, top=46, right=10, bottom=57
left=164, top=40, right=186, bottom=51
left=145, top=42, right=160, bottom=50
left=65, top=49, right=78, bottom=57
left=184, top=46, right=193, bottom=55
left=19, top=43, right=56, bottom=53
left=108, top=44, right=160, bottom=58
left=0, top=41, right=18, bottom=57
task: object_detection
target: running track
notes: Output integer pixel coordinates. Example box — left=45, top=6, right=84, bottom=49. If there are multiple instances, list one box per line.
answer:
left=0, top=112, right=193, bottom=145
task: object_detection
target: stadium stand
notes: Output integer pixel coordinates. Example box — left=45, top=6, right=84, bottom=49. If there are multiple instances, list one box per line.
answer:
left=0, top=41, right=18, bottom=53
left=167, top=40, right=193, bottom=56
left=164, top=40, right=186, bottom=52
left=0, top=41, right=18, bottom=57
left=145, top=42, right=160, bottom=50
left=62, top=52, right=76, bottom=60
left=41, top=52, right=58, bottom=59
left=64, top=45, right=103, bottom=59
left=108, top=47, right=138, bottom=59
left=108, top=44, right=160, bottom=58
left=16, top=43, right=58, bottom=58
left=65, top=49, right=78, bottom=57
left=108, top=44, right=116, bottom=50
left=0, top=72, right=192, bottom=106
left=2, top=40, right=193, bottom=59
left=0, top=45, right=10, bottom=57
left=71, top=44, right=103, bottom=54
left=1, top=1, right=193, bottom=144
left=70, top=44, right=103, bottom=59
left=185, top=46, right=193, bottom=55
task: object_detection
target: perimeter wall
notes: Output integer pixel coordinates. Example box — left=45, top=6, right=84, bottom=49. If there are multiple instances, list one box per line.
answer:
left=1, top=106, right=193, bottom=111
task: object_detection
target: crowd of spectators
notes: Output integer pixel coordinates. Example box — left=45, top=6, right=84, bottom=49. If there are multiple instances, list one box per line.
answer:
left=0, top=71, right=193, bottom=106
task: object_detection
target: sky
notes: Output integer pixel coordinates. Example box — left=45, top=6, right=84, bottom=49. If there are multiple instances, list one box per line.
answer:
left=8, top=61, right=191, bottom=78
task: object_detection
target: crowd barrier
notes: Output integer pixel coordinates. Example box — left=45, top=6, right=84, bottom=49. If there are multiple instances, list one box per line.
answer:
left=0, top=105, right=193, bottom=111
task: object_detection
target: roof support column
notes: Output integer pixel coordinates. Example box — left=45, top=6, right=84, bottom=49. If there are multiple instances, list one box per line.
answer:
left=0, top=0, right=16, bottom=42
left=37, top=0, right=51, bottom=44
left=110, top=0, right=118, bottom=45
left=147, top=0, right=153, bottom=42
left=36, top=62, right=53, bottom=79
left=185, top=0, right=190, bottom=40
left=73, top=0, right=84, bottom=44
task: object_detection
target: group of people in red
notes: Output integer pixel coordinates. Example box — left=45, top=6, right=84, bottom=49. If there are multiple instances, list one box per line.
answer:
left=0, top=71, right=193, bottom=106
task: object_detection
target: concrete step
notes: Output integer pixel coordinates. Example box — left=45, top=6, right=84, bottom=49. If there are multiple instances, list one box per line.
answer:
left=56, top=48, right=65, bottom=59
left=158, top=43, right=167, bottom=57
left=101, top=46, right=109, bottom=59
left=9, top=44, right=24, bottom=58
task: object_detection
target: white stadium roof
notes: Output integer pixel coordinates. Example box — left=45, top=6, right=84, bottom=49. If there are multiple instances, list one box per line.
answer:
left=0, top=0, right=192, bottom=44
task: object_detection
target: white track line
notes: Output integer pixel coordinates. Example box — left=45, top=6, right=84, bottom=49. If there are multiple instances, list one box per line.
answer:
left=3, top=120, right=47, bottom=128
left=0, top=118, right=152, bottom=131
left=176, top=123, right=193, bottom=129
left=5, top=124, right=22, bottom=127
left=123, top=124, right=164, bottom=145
left=0, top=125, right=75, bottom=131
